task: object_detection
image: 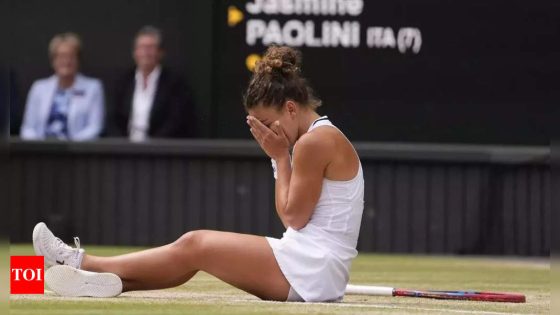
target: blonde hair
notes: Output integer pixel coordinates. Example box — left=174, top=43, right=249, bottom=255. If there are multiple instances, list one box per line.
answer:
left=49, top=32, right=82, bottom=60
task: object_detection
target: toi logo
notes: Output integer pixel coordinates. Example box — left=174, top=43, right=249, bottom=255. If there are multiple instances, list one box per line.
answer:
left=11, top=256, right=44, bottom=294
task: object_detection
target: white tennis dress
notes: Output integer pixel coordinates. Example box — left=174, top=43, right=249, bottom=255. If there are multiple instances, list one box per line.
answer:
left=266, top=116, right=364, bottom=302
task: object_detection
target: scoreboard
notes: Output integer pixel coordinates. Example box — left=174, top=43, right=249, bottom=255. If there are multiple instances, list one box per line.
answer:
left=212, top=0, right=559, bottom=144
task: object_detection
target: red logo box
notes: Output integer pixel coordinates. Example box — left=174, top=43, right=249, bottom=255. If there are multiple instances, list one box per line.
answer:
left=11, top=256, right=44, bottom=294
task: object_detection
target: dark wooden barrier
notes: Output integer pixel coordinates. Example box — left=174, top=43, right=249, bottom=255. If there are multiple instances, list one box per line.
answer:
left=9, top=139, right=550, bottom=256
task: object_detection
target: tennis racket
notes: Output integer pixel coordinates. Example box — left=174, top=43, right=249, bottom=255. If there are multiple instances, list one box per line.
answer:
left=345, top=284, right=526, bottom=303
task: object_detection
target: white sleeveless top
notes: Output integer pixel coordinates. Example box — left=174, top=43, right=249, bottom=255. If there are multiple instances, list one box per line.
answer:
left=266, top=116, right=364, bottom=302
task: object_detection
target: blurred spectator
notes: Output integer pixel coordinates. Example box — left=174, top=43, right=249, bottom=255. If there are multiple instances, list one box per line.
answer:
left=20, top=33, right=104, bottom=141
left=112, top=26, right=195, bottom=141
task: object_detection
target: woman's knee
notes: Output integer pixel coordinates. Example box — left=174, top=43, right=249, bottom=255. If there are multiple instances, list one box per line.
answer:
left=169, top=230, right=207, bottom=267
left=172, top=230, right=207, bottom=253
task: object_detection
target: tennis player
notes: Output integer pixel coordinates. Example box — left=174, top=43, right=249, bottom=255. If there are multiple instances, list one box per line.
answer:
left=33, top=46, right=364, bottom=302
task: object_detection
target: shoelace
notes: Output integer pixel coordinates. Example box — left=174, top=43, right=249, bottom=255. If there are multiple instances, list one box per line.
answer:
left=54, top=236, right=81, bottom=258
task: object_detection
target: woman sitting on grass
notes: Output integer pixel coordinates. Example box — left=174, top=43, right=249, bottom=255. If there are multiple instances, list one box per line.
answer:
left=33, top=45, right=364, bottom=302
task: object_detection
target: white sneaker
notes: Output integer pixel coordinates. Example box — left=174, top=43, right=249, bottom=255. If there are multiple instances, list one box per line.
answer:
left=46, top=265, right=123, bottom=298
left=32, top=222, right=85, bottom=269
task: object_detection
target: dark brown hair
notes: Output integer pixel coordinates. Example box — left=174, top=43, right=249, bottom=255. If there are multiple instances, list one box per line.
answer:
left=244, top=46, right=321, bottom=111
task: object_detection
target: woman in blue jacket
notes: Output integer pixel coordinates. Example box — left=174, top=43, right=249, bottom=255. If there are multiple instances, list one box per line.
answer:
left=20, top=33, right=104, bottom=141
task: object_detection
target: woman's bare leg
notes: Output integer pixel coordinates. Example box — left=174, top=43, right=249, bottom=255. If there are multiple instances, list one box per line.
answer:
left=81, top=230, right=290, bottom=301
left=82, top=243, right=198, bottom=291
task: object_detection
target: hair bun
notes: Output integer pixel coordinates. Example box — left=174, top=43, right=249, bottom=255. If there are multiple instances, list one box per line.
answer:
left=255, top=46, right=302, bottom=76
left=244, top=45, right=322, bottom=110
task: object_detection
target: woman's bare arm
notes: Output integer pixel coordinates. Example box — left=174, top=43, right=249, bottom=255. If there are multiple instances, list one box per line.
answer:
left=275, top=134, right=332, bottom=230
left=247, top=116, right=334, bottom=230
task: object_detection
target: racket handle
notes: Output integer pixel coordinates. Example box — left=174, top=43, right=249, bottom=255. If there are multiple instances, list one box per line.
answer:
left=345, top=284, right=394, bottom=296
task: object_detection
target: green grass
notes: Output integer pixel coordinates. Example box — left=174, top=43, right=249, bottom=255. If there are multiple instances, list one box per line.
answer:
left=10, top=244, right=550, bottom=314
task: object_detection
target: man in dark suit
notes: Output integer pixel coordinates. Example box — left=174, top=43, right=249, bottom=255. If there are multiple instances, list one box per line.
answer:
left=113, top=26, right=195, bottom=140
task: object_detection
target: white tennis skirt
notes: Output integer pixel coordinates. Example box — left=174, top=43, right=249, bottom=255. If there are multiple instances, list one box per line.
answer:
left=266, top=226, right=356, bottom=302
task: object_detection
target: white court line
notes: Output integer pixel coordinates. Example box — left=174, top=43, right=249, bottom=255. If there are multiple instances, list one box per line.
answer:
left=232, top=299, right=528, bottom=315
left=42, top=290, right=527, bottom=315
